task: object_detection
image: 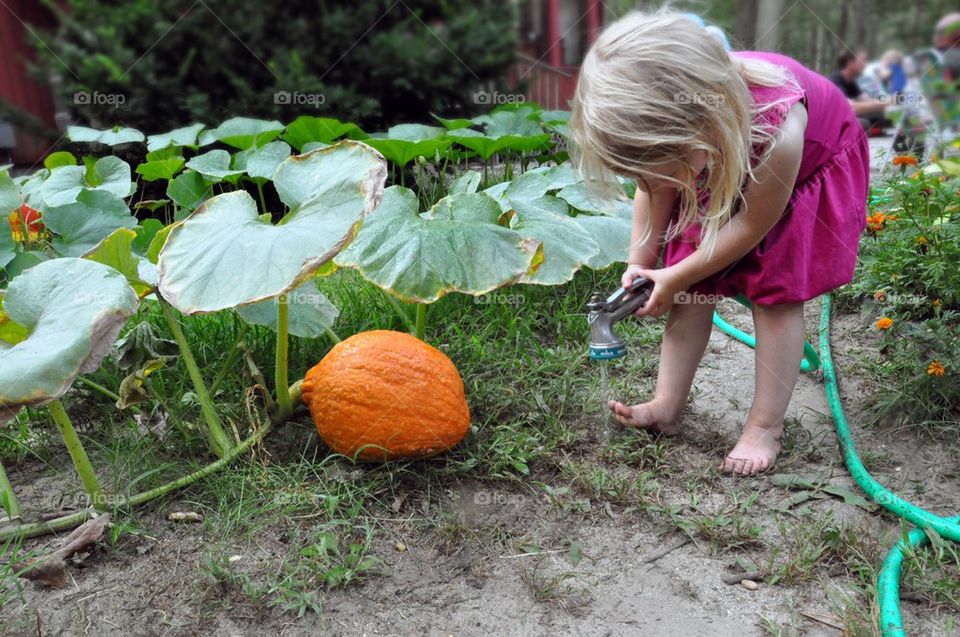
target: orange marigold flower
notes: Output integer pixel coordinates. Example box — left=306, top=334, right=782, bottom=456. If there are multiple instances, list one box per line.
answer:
left=891, top=155, right=918, bottom=166
left=916, top=235, right=929, bottom=245
left=866, top=212, right=887, bottom=233
left=875, top=317, right=894, bottom=330
left=927, top=360, right=946, bottom=376
left=873, top=290, right=887, bottom=302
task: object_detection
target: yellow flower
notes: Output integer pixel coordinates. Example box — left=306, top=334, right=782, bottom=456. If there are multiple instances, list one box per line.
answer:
left=927, top=360, right=946, bottom=377
left=932, top=299, right=942, bottom=309
left=875, top=317, right=894, bottom=330
left=916, top=235, right=929, bottom=245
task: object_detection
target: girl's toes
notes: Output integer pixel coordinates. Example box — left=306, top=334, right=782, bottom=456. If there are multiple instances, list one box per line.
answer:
left=738, top=459, right=755, bottom=476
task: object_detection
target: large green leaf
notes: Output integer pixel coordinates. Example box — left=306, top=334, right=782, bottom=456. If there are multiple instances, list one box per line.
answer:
left=43, top=190, right=137, bottom=257
left=0, top=171, right=17, bottom=268
left=556, top=183, right=633, bottom=218
left=282, top=116, right=365, bottom=150
left=335, top=186, right=542, bottom=303
left=67, top=125, right=145, bottom=146
left=136, top=150, right=186, bottom=182
left=509, top=196, right=599, bottom=285
left=206, top=117, right=284, bottom=150
left=0, top=258, right=139, bottom=425
left=184, top=150, right=244, bottom=183
left=166, top=171, right=213, bottom=213
left=234, top=141, right=291, bottom=181
left=365, top=122, right=451, bottom=166
left=41, top=157, right=133, bottom=207
left=571, top=215, right=633, bottom=269
left=473, top=109, right=544, bottom=137
left=236, top=280, right=339, bottom=338
left=146, top=123, right=205, bottom=152
left=157, top=141, right=387, bottom=314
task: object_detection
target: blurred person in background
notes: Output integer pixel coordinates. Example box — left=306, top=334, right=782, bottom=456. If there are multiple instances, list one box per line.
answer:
left=828, top=49, right=891, bottom=133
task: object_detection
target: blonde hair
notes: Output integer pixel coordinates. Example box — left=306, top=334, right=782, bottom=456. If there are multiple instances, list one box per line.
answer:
left=570, top=9, right=799, bottom=253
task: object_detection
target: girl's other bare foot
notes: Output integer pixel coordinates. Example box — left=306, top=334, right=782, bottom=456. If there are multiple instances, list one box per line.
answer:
left=720, top=422, right=782, bottom=476
left=607, top=398, right=682, bottom=436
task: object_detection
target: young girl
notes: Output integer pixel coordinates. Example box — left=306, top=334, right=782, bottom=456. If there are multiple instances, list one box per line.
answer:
left=570, top=10, right=869, bottom=476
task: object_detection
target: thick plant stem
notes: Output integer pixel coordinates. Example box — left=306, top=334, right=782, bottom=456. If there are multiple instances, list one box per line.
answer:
left=157, top=296, right=233, bottom=458
left=274, top=295, right=292, bottom=420
left=415, top=303, right=427, bottom=341
left=0, top=461, right=21, bottom=520
left=0, top=419, right=275, bottom=541
left=47, top=400, right=104, bottom=512
left=324, top=327, right=341, bottom=345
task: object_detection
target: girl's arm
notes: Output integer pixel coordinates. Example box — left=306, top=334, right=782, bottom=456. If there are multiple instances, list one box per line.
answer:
left=627, top=186, right=675, bottom=269
left=635, top=103, right=807, bottom=316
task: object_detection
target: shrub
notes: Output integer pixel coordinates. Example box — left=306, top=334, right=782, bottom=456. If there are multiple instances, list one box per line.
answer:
left=32, top=0, right=518, bottom=131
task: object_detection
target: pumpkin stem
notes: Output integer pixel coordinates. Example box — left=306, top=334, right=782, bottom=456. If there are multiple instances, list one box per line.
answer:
left=414, top=303, right=427, bottom=341
left=0, top=460, right=21, bottom=521
left=157, top=296, right=234, bottom=458
left=274, top=294, right=292, bottom=420
left=48, top=399, right=105, bottom=511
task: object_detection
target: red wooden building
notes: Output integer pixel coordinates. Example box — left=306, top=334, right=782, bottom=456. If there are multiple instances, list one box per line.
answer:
left=0, top=1, right=59, bottom=165
left=510, top=0, right=607, bottom=110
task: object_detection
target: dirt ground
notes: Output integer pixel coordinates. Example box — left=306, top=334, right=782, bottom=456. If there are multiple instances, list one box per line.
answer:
left=2, top=299, right=959, bottom=637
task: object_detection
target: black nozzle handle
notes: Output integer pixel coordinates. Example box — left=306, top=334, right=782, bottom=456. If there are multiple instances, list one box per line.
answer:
left=606, top=276, right=654, bottom=322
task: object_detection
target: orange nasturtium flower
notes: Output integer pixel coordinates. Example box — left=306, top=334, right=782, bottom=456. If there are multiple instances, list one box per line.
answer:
left=927, top=360, right=946, bottom=377
left=7, top=204, right=44, bottom=242
left=875, top=317, right=894, bottom=330
left=891, top=154, right=918, bottom=167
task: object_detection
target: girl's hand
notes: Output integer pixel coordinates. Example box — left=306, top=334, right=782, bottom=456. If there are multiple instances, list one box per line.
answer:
left=630, top=266, right=686, bottom=318
left=620, top=263, right=648, bottom=289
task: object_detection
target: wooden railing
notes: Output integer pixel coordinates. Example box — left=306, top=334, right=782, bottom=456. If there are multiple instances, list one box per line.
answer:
left=508, top=53, right=579, bottom=111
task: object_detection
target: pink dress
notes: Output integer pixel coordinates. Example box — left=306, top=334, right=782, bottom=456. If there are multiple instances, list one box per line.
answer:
left=663, top=51, right=870, bottom=305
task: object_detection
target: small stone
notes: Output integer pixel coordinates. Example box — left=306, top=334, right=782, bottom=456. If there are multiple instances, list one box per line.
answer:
left=394, top=541, right=407, bottom=552
left=740, top=579, right=759, bottom=591
left=168, top=511, right=202, bottom=523
left=228, top=555, right=243, bottom=563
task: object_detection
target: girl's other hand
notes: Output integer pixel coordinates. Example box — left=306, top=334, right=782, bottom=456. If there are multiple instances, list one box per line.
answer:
left=621, top=263, right=648, bottom=289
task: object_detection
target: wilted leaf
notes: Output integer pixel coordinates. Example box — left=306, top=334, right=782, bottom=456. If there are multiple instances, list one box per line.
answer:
left=17, top=513, right=111, bottom=588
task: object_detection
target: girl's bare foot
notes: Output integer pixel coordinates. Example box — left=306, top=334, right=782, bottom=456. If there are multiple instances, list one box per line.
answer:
left=607, top=398, right=683, bottom=436
left=721, top=422, right=782, bottom=476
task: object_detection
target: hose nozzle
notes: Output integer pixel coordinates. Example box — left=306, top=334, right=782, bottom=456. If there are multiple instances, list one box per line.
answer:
left=587, top=277, right=654, bottom=360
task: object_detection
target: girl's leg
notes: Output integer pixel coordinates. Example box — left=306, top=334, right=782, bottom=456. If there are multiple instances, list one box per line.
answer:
left=609, top=298, right=716, bottom=434
left=722, top=302, right=804, bottom=475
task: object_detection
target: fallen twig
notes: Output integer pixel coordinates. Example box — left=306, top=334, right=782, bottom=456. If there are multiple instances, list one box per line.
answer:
left=641, top=536, right=691, bottom=565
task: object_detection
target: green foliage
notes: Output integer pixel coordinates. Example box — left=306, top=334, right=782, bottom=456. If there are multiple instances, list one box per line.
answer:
left=34, top=0, right=518, bottom=131
left=840, top=158, right=960, bottom=430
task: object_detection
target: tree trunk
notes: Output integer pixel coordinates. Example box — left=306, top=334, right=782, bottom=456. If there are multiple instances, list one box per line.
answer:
left=755, top=0, right=786, bottom=51
left=735, top=0, right=759, bottom=49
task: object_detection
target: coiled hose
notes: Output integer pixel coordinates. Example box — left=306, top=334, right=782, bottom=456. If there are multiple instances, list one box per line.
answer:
left=713, top=294, right=960, bottom=636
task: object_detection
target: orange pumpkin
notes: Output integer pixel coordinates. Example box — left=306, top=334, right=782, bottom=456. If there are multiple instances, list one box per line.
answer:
left=301, top=330, right=470, bottom=461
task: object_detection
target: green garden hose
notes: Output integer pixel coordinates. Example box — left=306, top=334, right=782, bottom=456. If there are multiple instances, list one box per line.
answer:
left=713, top=294, right=960, bottom=636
